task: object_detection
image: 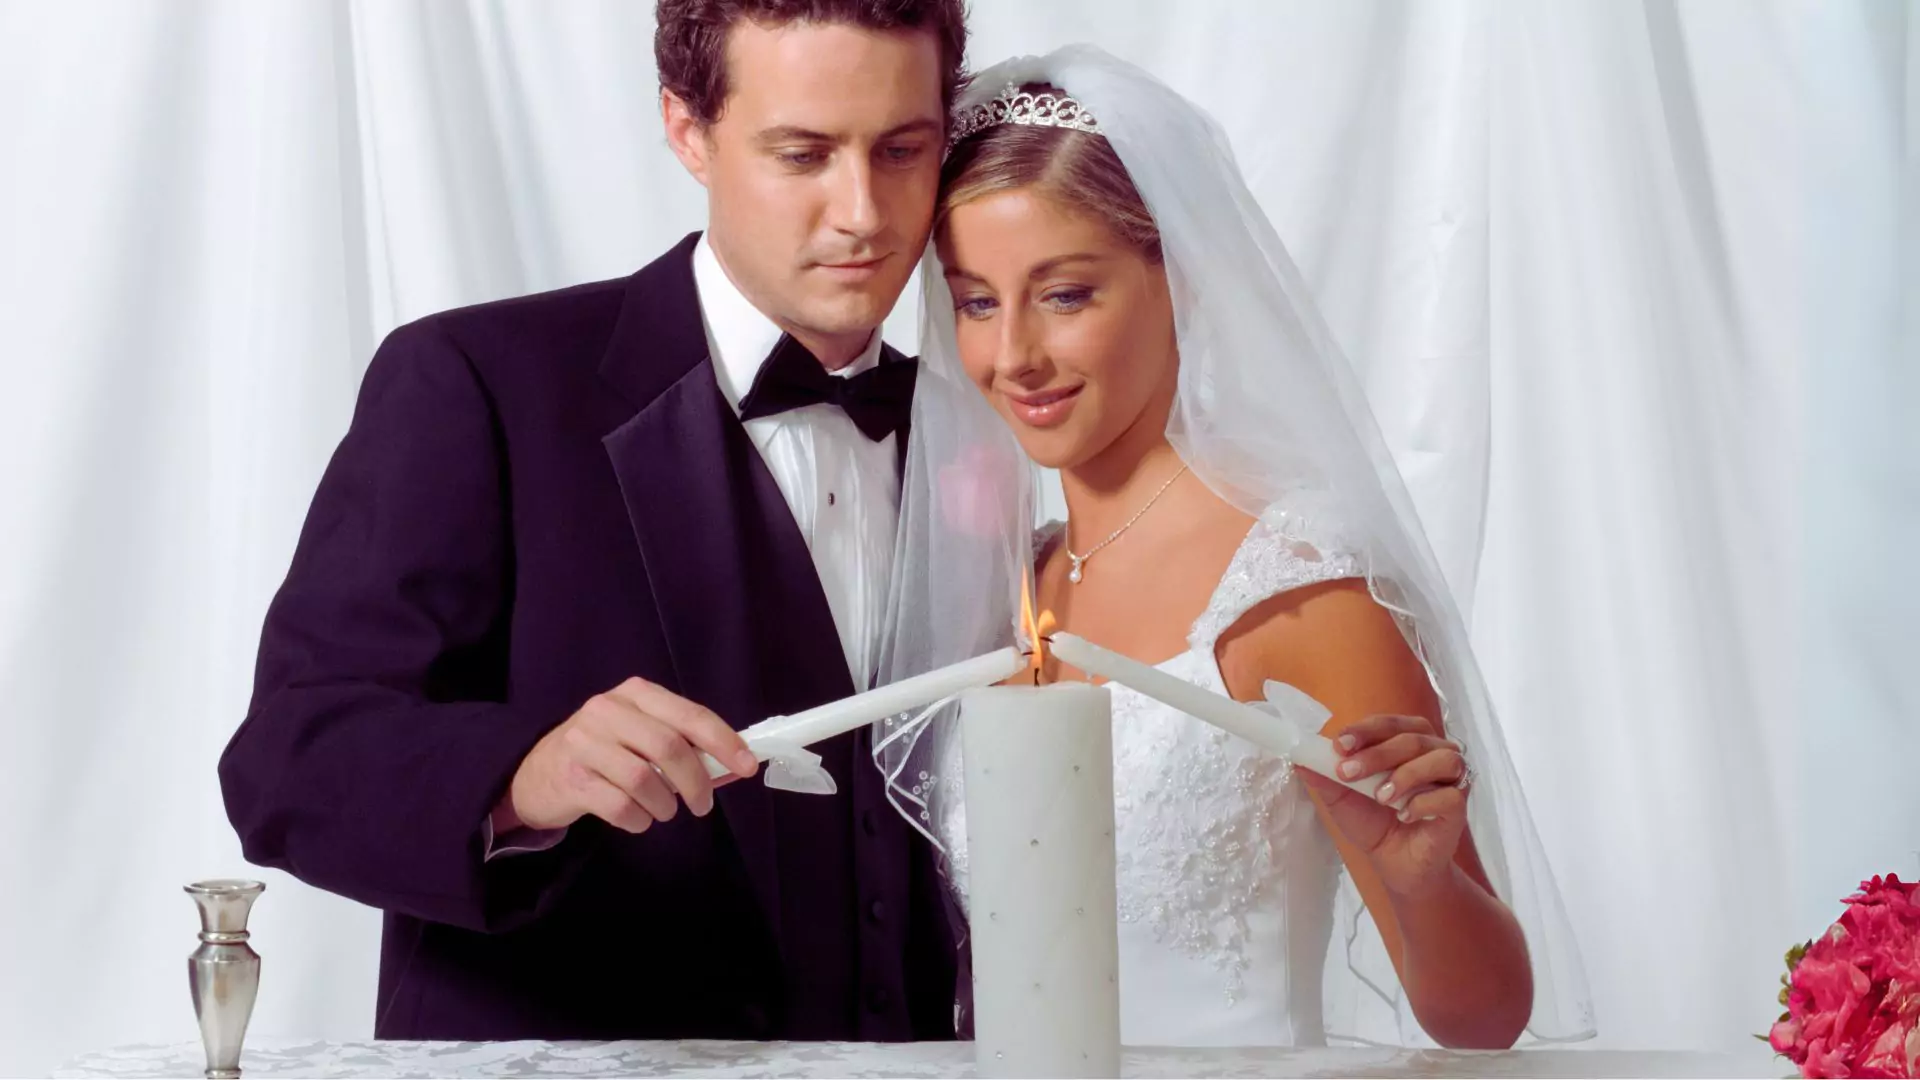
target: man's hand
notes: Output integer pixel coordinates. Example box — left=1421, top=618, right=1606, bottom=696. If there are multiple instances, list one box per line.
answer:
left=496, top=678, right=759, bottom=834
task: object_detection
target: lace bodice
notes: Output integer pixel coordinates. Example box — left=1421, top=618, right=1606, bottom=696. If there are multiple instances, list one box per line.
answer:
left=932, top=502, right=1365, bottom=1046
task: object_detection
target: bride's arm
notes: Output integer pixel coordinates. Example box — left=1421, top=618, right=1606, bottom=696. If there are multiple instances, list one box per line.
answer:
left=1216, top=579, right=1533, bottom=1049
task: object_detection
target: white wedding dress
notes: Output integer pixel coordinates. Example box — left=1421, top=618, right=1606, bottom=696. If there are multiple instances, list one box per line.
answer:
left=931, top=501, right=1367, bottom=1047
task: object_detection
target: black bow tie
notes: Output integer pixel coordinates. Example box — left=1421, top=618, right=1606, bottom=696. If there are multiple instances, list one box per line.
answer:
left=735, top=334, right=918, bottom=442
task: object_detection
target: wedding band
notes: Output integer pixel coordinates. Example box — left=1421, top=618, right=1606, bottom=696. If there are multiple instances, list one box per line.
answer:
left=1454, top=761, right=1475, bottom=794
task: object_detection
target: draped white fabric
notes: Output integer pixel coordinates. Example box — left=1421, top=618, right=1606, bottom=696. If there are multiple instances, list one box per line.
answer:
left=0, top=2, right=1910, bottom=1073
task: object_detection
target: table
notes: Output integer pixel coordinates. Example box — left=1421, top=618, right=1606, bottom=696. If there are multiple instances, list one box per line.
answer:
left=59, top=1039, right=1779, bottom=1078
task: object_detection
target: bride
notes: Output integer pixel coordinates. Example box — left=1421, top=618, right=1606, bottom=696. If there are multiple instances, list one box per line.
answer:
left=873, top=46, right=1593, bottom=1049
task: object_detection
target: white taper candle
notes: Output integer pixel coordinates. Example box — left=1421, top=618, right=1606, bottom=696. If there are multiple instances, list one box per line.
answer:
left=701, top=646, right=1026, bottom=779
left=1047, top=631, right=1386, bottom=800
left=961, top=683, right=1121, bottom=1078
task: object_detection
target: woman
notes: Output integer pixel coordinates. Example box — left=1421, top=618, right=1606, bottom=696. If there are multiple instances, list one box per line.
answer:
left=873, top=46, right=1593, bottom=1049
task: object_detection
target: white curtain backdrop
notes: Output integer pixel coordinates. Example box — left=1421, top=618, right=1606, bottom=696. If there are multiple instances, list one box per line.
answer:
left=1, top=1, right=1912, bottom=1074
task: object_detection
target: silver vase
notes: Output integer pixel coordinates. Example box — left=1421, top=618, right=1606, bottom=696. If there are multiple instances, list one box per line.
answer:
left=185, top=880, right=264, bottom=1080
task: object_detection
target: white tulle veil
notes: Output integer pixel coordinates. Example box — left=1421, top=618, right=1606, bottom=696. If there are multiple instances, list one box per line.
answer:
left=872, top=44, right=1594, bottom=1047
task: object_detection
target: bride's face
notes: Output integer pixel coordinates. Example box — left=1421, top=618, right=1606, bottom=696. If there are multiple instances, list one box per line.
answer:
left=938, top=188, right=1177, bottom=470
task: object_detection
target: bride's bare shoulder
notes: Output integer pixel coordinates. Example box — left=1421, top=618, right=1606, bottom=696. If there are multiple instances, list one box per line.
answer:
left=1215, top=578, right=1443, bottom=737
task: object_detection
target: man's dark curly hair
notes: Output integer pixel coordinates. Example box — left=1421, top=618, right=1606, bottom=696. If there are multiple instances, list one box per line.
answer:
left=655, top=0, right=970, bottom=127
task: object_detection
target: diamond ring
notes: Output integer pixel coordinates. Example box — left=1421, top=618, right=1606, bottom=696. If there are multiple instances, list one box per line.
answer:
left=1454, top=760, right=1475, bottom=794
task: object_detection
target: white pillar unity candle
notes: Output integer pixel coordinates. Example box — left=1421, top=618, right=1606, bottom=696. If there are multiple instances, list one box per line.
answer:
left=961, top=682, right=1121, bottom=1079
left=1047, top=631, right=1387, bottom=801
left=700, top=646, right=1026, bottom=781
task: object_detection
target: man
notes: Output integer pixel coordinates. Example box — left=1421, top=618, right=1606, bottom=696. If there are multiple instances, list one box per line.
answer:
left=218, top=0, right=968, bottom=1042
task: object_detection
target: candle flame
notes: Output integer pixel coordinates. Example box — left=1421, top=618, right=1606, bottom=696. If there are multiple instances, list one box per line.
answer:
left=1019, top=565, right=1058, bottom=681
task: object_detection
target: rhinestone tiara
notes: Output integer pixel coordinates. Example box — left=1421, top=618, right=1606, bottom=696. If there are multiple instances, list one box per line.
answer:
left=949, top=83, right=1102, bottom=148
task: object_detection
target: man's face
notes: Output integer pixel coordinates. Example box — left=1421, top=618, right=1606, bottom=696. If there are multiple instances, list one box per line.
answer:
left=666, top=20, right=944, bottom=364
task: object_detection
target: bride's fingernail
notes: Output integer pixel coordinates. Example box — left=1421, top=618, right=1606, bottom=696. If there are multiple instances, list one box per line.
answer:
left=1339, top=760, right=1363, bottom=779
left=1421, top=815, right=1438, bottom=822
left=1337, top=734, right=1359, bottom=752
left=1397, top=808, right=1413, bottom=823
left=1375, top=782, right=1396, bottom=804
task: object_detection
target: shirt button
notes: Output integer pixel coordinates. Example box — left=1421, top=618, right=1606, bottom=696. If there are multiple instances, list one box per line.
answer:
left=827, top=491, right=837, bottom=506
left=868, top=899, right=886, bottom=925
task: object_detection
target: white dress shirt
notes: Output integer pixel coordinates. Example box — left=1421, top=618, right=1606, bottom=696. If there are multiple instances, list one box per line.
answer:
left=692, top=234, right=903, bottom=687
left=484, top=235, right=904, bottom=859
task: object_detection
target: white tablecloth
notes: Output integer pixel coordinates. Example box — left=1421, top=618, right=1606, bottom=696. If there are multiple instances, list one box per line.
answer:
left=58, top=1039, right=1780, bottom=1078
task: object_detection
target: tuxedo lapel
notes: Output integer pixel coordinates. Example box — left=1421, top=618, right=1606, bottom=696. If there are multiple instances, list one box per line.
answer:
left=598, top=233, right=859, bottom=935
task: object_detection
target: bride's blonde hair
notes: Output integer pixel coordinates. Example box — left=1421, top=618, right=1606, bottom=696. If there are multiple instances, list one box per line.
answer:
left=937, top=82, right=1163, bottom=263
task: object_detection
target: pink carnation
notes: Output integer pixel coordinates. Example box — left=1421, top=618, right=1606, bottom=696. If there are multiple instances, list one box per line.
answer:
left=1772, top=875, right=1920, bottom=1078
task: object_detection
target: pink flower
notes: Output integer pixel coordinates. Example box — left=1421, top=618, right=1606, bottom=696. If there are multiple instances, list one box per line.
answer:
left=1857, top=1014, right=1917, bottom=1078
left=1773, top=875, right=1920, bottom=1078
left=1806, top=1039, right=1853, bottom=1079
left=1796, top=954, right=1872, bottom=1017
left=1853, top=877, right=1920, bottom=907
left=1775, top=1018, right=1806, bottom=1056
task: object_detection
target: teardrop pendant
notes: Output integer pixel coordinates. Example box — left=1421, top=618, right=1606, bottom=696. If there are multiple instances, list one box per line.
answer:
left=1057, top=464, right=1190, bottom=593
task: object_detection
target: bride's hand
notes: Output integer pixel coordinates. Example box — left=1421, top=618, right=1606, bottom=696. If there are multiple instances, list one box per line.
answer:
left=1299, top=713, right=1470, bottom=897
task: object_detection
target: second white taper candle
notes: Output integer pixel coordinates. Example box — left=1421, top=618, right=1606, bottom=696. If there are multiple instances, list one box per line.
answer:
left=1046, top=631, right=1386, bottom=800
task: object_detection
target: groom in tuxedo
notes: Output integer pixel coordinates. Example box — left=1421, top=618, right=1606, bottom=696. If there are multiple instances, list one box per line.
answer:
left=218, top=0, right=967, bottom=1042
